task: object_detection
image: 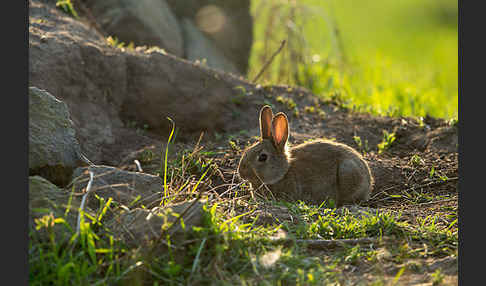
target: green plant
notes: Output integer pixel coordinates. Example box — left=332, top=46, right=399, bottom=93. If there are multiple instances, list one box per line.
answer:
left=276, top=95, right=297, bottom=110
left=56, top=0, right=78, bottom=18
left=377, top=130, right=396, bottom=154
left=409, top=154, right=424, bottom=166
left=353, top=135, right=369, bottom=153
left=431, top=269, right=445, bottom=285
left=106, top=36, right=134, bottom=51
left=29, top=199, right=131, bottom=285
left=304, top=105, right=326, bottom=119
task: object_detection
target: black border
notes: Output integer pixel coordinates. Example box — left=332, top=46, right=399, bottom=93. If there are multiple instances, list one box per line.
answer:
left=457, top=0, right=463, bottom=282
left=7, top=0, right=29, bottom=284
left=458, top=0, right=481, bottom=284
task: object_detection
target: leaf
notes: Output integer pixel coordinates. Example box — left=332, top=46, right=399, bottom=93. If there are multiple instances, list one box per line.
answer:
left=429, top=166, right=435, bottom=178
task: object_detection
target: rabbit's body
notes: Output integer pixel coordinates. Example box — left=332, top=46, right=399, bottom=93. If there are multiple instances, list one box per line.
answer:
left=272, top=139, right=372, bottom=205
left=238, top=106, right=373, bottom=207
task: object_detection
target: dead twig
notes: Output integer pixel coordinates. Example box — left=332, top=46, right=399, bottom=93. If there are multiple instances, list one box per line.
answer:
left=76, top=169, right=94, bottom=234
left=252, top=40, right=287, bottom=83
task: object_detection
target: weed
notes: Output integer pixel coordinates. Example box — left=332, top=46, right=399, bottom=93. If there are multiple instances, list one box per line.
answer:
left=447, top=117, right=458, bottom=126
left=228, top=140, right=241, bottom=152
left=431, top=269, right=445, bottom=285
left=353, top=135, right=369, bottom=154
left=417, top=117, right=426, bottom=128
left=377, top=130, right=396, bottom=154
left=304, top=106, right=316, bottom=113
left=106, top=36, right=134, bottom=51
left=409, top=154, right=424, bottom=166
left=429, top=166, right=435, bottom=178
left=140, top=149, right=155, bottom=163
left=276, top=95, right=297, bottom=110
left=304, top=105, right=326, bottom=119
left=56, top=0, right=78, bottom=18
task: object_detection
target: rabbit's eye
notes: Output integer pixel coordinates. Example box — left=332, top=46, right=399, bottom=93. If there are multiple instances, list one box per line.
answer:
left=258, top=153, right=268, bottom=162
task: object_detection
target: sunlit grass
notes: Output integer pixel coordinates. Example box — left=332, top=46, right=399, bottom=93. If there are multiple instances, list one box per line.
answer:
left=250, top=0, right=458, bottom=119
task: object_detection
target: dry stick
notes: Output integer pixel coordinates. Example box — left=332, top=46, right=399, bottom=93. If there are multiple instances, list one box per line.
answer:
left=252, top=40, right=287, bottom=83
left=76, top=169, right=94, bottom=234
left=134, top=159, right=143, bottom=172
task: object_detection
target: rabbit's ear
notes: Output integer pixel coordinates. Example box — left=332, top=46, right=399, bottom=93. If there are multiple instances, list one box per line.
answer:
left=272, top=112, right=289, bottom=152
left=259, top=105, right=273, bottom=140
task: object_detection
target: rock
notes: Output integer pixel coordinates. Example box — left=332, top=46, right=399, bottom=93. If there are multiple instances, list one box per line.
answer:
left=166, top=0, right=253, bottom=74
left=29, top=0, right=259, bottom=164
left=29, top=175, right=88, bottom=238
left=29, top=0, right=128, bottom=163
left=29, top=87, right=82, bottom=186
left=107, top=199, right=206, bottom=246
left=181, top=18, right=240, bottom=75
left=83, top=0, right=184, bottom=58
left=71, top=165, right=164, bottom=210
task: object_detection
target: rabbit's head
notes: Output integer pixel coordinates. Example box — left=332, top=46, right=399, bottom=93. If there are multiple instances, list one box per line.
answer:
left=237, top=106, right=291, bottom=187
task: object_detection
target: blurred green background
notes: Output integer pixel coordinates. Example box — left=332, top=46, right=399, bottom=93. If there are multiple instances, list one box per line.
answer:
left=249, top=0, right=458, bottom=119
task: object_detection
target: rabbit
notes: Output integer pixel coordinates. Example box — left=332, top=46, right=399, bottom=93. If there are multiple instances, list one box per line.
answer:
left=237, top=105, right=374, bottom=207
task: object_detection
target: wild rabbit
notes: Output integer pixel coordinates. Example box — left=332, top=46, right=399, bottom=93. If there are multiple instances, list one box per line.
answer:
left=237, top=105, right=374, bottom=207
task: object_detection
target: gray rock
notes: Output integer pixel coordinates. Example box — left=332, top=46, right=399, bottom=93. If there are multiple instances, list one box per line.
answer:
left=107, top=199, right=206, bottom=246
left=29, top=87, right=82, bottom=186
left=181, top=18, right=240, bottom=75
left=83, top=0, right=184, bottom=58
left=166, top=0, right=253, bottom=74
left=29, top=176, right=88, bottom=237
left=71, top=165, right=164, bottom=209
left=29, top=0, right=258, bottom=164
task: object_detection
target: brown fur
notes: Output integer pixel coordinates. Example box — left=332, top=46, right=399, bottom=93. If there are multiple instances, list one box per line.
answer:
left=237, top=105, right=374, bottom=207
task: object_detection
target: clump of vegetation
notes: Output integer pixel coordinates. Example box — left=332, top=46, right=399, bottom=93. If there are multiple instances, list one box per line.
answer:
left=276, top=95, right=297, bottom=110
left=106, top=36, right=134, bottom=51
left=353, top=135, right=369, bottom=154
left=304, top=105, right=326, bottom=119
left=409, top=154, right=424, bottom=166
left=377, top=130, right=396, bottom=154
left=56, top=0, right=78, bottom=18
left=30, top=191, right=458, bottom=284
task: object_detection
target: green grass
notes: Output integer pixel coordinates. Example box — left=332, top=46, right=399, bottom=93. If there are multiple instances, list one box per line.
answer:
left=249, top=0, right=458, bottom=119
left=29, top=139, right=458, bottom=284
left=29, top=194, right=457, bottom=284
